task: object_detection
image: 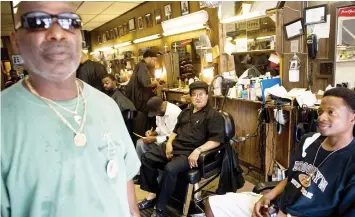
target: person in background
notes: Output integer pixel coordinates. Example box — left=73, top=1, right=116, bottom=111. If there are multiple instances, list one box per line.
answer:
left=205, top=87, right=355, bottom=217
left=125, top=50, right=159, bottom=144
left=134, top=96, right=181, bottom=183
left=102, top=74, right=136, bottom=138
left=4, top=69, right=20, bottom=88
left=138, top=81, right=224, bottom=217
left=2, top=2, right=140, bottom=217
left=77, top=51, right=107, bottom=91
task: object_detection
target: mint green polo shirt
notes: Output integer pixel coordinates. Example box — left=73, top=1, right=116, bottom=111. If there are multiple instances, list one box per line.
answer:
left=1, top=81, right=140, bottom=217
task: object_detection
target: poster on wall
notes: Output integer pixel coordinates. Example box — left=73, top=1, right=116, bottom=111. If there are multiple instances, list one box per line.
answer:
left=165, top=4, right=172, bottom=20
left=129, top=18, right=136, bottom=31
left=145, top=13, right=153, bottom=27
left=181, top=1, right=189, bottom=15
left=336, top=6, right=355, bottom=62
left=138, top=17, right=144, bottom=30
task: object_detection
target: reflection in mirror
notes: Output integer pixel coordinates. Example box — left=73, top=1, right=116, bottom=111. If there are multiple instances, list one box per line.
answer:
left=171, top=39, right=201, bottom=81
left=233, top=53, right=280, bottom=77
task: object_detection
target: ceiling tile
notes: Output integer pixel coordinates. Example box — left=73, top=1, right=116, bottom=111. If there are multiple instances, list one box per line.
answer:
left=89, top=14, right=118, bottom=23
left=79, top=14, right=97, bottom=24
left=83, top=22, right=106, bottom=28
left=76, top=1, right=113, bottom=15
left=101, top=2, right=139, bottom=15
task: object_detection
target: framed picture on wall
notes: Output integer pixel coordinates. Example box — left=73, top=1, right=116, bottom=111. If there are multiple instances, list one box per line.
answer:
left=199, top=1, right=207, bottom=8
left=181, top=1, right=189, bottom=15
left=284, top=18, right=305, bottom=40
left=128, top=18, right=136, bottom=31
left=123, top=23, right=129, bottom=35
left=114, top=27, right=119, bottom=38
left=304, top=4, right=328, bottom=25
left=110, top=29, right=115, bottom=40
left=138, top=16, right=144, bottom=30
left=164, top=4, right=173, bottom=20
left=145, top=13, right=153, bottom=27
left=119, top=25, right=124, bottom=37
left=98, top=36, right=101, bottom=44
left=155, top=9, right=162, bottom=24
left=164, top=4, right=172, bottom=20
left=102, top=32, right=107, bottom=42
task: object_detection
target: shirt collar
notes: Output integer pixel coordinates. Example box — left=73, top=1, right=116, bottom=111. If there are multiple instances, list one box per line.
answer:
left=163, top=102, right=174, bottom=117
left=187, top=103, right=212, bottom=113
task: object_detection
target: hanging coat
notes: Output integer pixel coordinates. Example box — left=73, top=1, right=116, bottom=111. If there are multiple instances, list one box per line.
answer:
left=216, top=143, right=245, bottom=194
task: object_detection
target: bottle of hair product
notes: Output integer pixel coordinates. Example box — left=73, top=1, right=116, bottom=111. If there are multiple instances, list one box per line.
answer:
left=238, top=85, right=243, bottom=98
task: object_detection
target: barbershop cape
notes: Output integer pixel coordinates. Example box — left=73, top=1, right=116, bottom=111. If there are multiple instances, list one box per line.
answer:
left=216, top=143, right=245, bottom=194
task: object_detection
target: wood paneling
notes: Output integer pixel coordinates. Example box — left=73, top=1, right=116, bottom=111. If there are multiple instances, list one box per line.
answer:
left=214, top=98, right=262, bottom=171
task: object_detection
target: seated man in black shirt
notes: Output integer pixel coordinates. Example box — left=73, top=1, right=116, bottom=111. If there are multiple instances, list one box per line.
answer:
left=205, top=87, right=355, bottom=217
left=138, top=81, right=225, bottom=217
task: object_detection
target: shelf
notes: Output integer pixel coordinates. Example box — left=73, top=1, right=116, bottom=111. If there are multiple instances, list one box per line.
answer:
left=336, top=59, right=355, bottom=63
left=232, top=49, right=275, bottom=55
left=213, top=95, right=263, bottom=104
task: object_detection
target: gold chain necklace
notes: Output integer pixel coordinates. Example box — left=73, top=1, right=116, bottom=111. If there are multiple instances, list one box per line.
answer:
left=25, top=77, right=87, bottom=147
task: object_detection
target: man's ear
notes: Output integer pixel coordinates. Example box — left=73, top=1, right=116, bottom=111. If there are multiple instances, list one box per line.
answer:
left=10, top=31, right=20, bottom=54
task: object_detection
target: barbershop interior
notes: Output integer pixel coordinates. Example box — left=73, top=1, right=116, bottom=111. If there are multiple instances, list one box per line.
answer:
left=1, top=1, right=355, bottom=217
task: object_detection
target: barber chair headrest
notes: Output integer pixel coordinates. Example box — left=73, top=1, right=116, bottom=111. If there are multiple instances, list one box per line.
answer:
left=218, top=111, right=235, bottom=141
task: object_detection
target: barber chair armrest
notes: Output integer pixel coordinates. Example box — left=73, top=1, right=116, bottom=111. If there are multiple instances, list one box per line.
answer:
left=198, top=145, right=225, bottom=179
left=252, top=181, right=280, bottom=194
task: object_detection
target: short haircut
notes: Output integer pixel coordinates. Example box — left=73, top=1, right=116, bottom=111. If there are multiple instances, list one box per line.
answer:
left=143, top=50, right=157, bottom=58
left=324, top=87, right=355, bottom=112
left=324, top=87, right=355, bottom=136
left=103, top=74, right=116, bottom=81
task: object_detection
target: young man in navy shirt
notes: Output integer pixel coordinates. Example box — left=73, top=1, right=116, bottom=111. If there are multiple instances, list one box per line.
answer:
left=205, top=87, right=355, bottom=217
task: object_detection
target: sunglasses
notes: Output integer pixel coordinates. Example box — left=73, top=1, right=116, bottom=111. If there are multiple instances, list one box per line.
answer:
left=15, top=11, right=82, bottom=31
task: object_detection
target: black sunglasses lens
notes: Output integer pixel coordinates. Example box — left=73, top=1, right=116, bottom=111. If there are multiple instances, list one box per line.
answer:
left=57, top=18, right=82, bottom=30
left=26, top=16, right=52, bottom=29
left=23, top=12, right=81, bottom=30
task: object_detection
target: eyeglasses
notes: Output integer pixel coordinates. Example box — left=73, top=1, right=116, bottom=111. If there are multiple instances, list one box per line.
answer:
left=191, top=93, right=206, bottom=98
left=15, top=12, right=82, bottom=31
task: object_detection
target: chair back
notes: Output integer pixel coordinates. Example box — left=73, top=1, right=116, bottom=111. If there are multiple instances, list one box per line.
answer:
left=219, top=110, right=235, bottom=142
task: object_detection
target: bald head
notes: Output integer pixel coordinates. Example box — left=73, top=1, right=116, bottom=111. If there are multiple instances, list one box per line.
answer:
left=15, top=1, right=76, bottom=24
left=11, top=1, right=82, bottom=82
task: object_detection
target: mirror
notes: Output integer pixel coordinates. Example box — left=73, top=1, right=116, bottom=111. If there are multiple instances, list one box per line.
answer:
left=171, top=38, right=201, bottom=81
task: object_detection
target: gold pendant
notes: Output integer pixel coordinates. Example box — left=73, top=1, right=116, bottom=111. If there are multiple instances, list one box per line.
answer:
left=299, top=174, right=312, bottom=188
left=74, top=133, right=86, bottom=147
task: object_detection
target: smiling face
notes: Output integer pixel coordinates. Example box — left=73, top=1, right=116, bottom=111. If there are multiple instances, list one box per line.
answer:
left=10, top=2, right=82, bottom=82
left=318, top=96, right=355, bottom=137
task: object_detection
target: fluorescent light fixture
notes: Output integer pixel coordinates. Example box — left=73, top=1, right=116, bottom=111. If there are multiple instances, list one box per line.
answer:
left=89, top=51, right=99, bottom=55
left=163, top=24, right=206, bottom=36
left=114, top=41, right=132, bottom=48
left=82, top=49, right=88, bottom=54
left=256, top=35, right=275, bottom=40
left=162, top=10, right=208, bottom=36
left=133, top=34, right=161, bottom=44
left=220, top=10, right=267, bottom=24
left=99, top=47, right=113, bottom=52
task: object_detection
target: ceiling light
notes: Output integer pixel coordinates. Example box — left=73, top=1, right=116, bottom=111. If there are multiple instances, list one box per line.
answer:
left=114, top=41, right=132, bottom=48
left=220, top=10, right=267, bottom=24
left=133, top=34, right=161, bottom=44
left=99, top=47, right=113, bottom=52
left=256, top=35, right=275, bottom=40
left=162, top=10, right=208, bottom=35
left=163, top=24, right=206, bottom=36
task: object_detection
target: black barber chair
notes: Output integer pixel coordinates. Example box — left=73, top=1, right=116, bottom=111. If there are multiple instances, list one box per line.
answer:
left=172, top=110, right=235, bottom=217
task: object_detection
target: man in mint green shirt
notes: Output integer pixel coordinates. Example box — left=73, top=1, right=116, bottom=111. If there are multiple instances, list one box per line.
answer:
left=1, top=2, right=140, bottom=217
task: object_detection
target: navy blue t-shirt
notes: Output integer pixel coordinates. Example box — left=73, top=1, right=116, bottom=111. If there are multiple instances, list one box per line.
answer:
left=279, top=133, right=355, bottom=217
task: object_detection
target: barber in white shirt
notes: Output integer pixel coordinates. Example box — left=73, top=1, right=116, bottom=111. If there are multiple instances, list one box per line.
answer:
left=136, top=96, right=182, bottom=160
